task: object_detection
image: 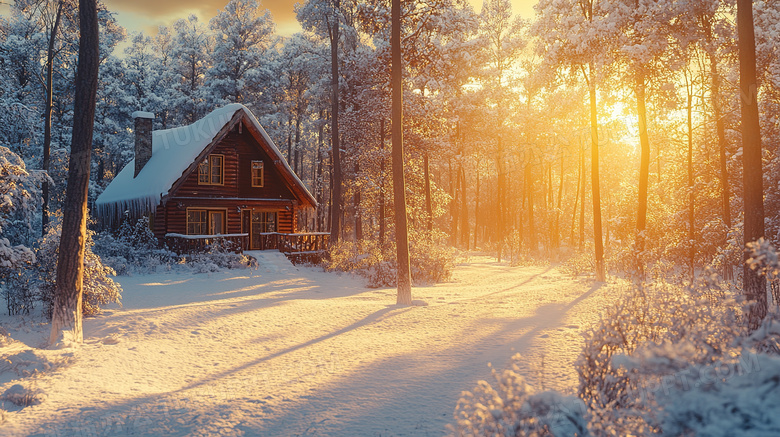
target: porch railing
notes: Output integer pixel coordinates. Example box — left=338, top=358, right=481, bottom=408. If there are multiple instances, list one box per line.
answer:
left=165, top=232, right=330, bottom=259
left=164, top=233, right=249, bottom=253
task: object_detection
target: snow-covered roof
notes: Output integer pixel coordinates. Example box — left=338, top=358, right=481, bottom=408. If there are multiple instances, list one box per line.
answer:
left=95, top=104, right=315, bottom=226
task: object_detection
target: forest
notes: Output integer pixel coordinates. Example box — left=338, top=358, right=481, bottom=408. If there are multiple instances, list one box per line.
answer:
left=2, top=0, right=780, bottom=435
left=3, top=0, right=780, bottom=292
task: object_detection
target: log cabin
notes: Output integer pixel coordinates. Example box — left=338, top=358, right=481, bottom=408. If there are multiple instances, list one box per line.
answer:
left=95, top=104, right=324, bottom=254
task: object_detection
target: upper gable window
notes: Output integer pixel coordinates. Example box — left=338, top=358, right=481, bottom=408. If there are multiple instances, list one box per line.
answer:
left=251, top=160, right=264, bottom=187
left=198, top=154, right=224, bottom=185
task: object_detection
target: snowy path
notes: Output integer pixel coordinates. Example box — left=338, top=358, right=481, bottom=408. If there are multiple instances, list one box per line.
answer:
left=0, top=254, right=615, bottom=436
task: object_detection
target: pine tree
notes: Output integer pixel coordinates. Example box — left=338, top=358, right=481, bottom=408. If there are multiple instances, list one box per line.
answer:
left=49, top=0, right=99, bottom=345
left=737, top=0, right=767, bottom=330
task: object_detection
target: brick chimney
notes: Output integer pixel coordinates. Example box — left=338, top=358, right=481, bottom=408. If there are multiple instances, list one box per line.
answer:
left=132, top=111, right=154, bottom=177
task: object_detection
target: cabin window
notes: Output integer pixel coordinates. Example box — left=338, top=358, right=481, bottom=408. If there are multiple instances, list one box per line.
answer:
left=187, top=209, right=225, bottom=235
left=198, top=154, right=224, bottom=185
left=187, top=210, right=208, bottom=235
left=251, top=211, right=276, bottom=235
left=251, top=161, right=264, bottom=187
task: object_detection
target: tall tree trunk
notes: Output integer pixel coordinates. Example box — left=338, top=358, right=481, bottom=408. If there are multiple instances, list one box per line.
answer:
left=354, top=162, right=362, bottom=240
left=588, top=63, right=606, bottom=281
left=571, top=143, right=581, bottom=246
left=49, top=0, right=99, bottom=345
left=686, top=72, right=695, bottom=282
left=379, top=119, right=386, bottom=245
left=392, top=0, right=412, bottom=304
left=579, top=146, right=585, bottom=251
left=497, top=137, right=505, bottom=261
left=295, top=116, right=302, bottom=174
left=316, top=113, right=325, bottom=232
left=424, top=152, right=433, bottom=233
left=555, top=153, right=564, bottom=253
left=328, top=13, right=343, bottom=242
left=190, top=59, right=197, bottom=123
left=526, top=162, right=537, bottom=254
left=737, top=0, right=766, bottom=330
left=449, top=158, right=458, bottom=245
left=474, top=162, right=480, bottom=249
left=459, top=162, right=468, bottom=248
left=327, top=143, right=333, bottom=233
left=287, top=124, right=293, bottom=165
left=635, top=70, right=651, bottom=279
left=709, top=49, right=732, bottom=279
left=42, top=1, right=63, bottom=237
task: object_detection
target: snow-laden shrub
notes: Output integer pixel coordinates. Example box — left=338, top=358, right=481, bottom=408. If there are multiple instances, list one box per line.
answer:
left=325, top=233, right=454, bottom=288
left=658, top=351, right=780, bottom=437
left=0, top=146, right=47, bottom=315
left=450, top=354, right=590, bottom=436
left=36, top=222, right=122, bottom=319
left=1, top=383, right=44, bottom=407
left=613, top=322, right=780, bottom=437
left=184, top=238, right=255, bottom=273
left=325, top=240, right=365, bottom=273
left=747, top=237, right=780, bottom=307
left=576, top=272, right=745, bottom=436
left=92, top=215, right=177, bottom=275
left=367, top=261, right=397, bottom=288
left=561, top=251, right=596, bottom=278
left=1, top=267, right=36, bottom=316
left=410, top=236, right=454, bottom=284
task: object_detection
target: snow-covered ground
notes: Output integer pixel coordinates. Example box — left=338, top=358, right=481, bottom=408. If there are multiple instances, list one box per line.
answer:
left=0, top=252, right=617, bottom=436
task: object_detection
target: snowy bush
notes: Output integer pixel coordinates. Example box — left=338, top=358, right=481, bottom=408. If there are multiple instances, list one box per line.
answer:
left=325, top=240, right=365, bottom=273
left=1, top=383, right=44, bottom=407
left=747, top=237, right=780, bottom=305
left=561, top=251, right=596, bottom=278
left=184, top=238, right=255, bottom=273
left=0, top=146, right=47, bottom=315
left=450, top=354, right=590, bottom=437
left=325, top=234, right=454, bottom=288
left=92, top=215, right=177, bottom=275
left=410, top=235, right=455, bottom=284
left=575, top=271, right=747, bottom=436
left=1, top=267, right=36, bottom=316
left=657, top=351, right=780, bottom=437
left=35, top=221, right=122, bottom=318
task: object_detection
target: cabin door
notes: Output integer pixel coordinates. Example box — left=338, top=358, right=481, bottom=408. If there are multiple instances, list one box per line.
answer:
left=241, top=210, right=253, bottom=249
left=208, top=211, right=225, bottom=235
left=249, top=211, right=277, bottom=250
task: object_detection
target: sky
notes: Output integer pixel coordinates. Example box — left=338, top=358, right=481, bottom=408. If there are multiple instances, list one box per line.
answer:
left=99, top=0, right=538, bottom=40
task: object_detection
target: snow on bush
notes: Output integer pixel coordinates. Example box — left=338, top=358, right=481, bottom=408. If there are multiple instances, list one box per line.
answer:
left=93, top=214, right=177, bottom=275
left=36, top=221, right=122, bottom=318
left=0, top=146, right=45, bottom=268
left=657, top=351, right=780, bottom=437
left=1, top=383, right=44, bottom=407
left=450, top=354, right=590, bottom=436
left=0, top=146, right=47, bottom=314
left=184, top=238, right=256, bottom=273
left=747, top=237, right=780, bottom=307
left=450, top=275, right=779, bottom=436
left=561, top=251, right=597, bottom=278
left=93, top=215, right=255, bottom=274
left=325, top=233, right=454, bottom=288
left=576, top=272, right=747, bottom=436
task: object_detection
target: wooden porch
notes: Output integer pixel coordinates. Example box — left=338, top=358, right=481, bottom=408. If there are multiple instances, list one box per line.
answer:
left=164, top=232, right=330, bottom=263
